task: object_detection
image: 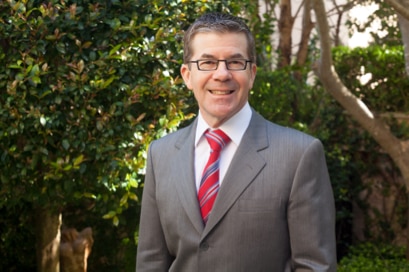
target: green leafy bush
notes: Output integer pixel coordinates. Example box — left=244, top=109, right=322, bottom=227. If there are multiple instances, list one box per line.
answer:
left=333, top=45, right=408, bottom=112
left=0, top=0, right=253, bottom=270
left=1, top=0, right=190, bottom=269
left=338, top=243, right=409, bottom=271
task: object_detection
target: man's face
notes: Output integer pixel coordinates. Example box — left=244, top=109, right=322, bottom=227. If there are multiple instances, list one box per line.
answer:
left=181, top=32, right=257, bottom=128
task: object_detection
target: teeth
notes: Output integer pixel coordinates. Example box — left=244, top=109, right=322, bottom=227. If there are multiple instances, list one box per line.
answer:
left=211, top=90, right=232, bottom=94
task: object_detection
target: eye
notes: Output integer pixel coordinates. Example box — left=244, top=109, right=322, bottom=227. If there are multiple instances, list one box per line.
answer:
left=227, top=59, right=246, bottom=69
left=198, top=60, right=218, bottom=70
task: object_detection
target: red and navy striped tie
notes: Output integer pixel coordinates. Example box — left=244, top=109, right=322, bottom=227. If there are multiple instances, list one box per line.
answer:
left=198, top=129, right=231, bottom=224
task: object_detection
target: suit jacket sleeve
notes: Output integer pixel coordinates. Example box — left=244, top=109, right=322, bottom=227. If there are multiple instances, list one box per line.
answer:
left=136, top=141, right=173, bottom=272
left=289, top=139, right=337, bottom=271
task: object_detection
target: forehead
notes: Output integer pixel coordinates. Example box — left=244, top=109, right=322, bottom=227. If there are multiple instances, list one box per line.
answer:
left=190, top=32, right=248, bottom=58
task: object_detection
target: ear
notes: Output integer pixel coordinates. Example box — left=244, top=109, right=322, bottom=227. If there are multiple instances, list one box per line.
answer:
left=248, top=63, right=257, bottom=89
left=180, top=64, right=193, bottom=90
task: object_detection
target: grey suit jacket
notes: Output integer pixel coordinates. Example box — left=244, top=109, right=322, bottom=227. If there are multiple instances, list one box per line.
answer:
left=136, top=110, right=337, bottom=272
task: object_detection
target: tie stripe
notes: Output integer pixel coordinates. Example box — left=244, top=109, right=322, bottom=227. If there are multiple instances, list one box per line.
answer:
left=198, top=129, right=231, bottom=224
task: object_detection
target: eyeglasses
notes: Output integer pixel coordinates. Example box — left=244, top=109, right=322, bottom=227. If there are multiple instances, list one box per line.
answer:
left=187, top=59, right=252, bottom=71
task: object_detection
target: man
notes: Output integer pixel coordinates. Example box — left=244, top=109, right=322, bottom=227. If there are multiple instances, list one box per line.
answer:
left=136, top=12, right=337, bottom=271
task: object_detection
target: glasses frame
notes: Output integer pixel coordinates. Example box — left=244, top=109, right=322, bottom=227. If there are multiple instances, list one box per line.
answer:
left=187, top=59, right=252, bottom=71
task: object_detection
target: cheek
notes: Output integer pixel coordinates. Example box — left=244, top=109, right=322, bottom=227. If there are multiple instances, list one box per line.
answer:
left=189, top=74, right=208, bottom=90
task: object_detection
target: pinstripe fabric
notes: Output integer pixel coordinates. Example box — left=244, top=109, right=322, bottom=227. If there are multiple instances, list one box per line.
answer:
left=198, top=129, right=231, bottom=224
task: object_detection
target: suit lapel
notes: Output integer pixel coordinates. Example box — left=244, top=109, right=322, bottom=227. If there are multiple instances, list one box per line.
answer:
left=173, top=119, right=205, bottom=234
left=203, top=112, right=268, bottom=237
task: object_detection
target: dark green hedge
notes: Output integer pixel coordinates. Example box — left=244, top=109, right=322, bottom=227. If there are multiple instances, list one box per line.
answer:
left=338, top=243, right=409, bottom=271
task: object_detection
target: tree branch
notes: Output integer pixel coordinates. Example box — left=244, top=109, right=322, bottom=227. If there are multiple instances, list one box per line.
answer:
left=312, top=0, right=409, bottom=187
left=384, top=0, right=409, bottom=20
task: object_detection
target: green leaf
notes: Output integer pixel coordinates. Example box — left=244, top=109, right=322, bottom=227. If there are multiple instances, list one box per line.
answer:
left=113, top=215, right=119, bottom=226
left=103, top=211, right=116, bottom=219
left=73, top=155, right=84, bottom=167
left=119, top=194, right=128, bottom=206
left=40, top=116, right=46, bottom=126
left=62, top=139, right=70, bottom=150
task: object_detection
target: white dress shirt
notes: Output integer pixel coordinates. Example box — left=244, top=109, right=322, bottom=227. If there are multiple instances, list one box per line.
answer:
left=194, top=103, right=252, bottom=191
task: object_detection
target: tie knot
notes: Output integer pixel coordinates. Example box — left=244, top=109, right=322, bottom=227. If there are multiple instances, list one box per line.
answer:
left=204, top=129, right=231, bottom=152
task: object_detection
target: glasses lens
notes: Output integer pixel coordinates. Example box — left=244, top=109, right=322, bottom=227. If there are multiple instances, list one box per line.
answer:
left=198, top=60, right=218, bottom=70
left=195, top=59, right=249, bottom=71
left=226, top=59, right=246, bottom=70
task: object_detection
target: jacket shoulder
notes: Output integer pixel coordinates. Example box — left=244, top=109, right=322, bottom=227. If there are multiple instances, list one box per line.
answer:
left=149, top=122, right=195, bottom=151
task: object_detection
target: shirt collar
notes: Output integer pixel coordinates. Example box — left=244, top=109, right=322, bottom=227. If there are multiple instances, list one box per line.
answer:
left=195, top=102, right=252, bottom=146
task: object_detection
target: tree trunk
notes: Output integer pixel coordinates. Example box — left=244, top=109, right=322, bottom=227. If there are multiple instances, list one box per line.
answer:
left=385, top=0, right=409, bottom=75
left=312, top=0, right=409, bottom=258
left=35, top=208, right=62, bottom=272
left=397, top=13, right=409, bottom=76
left=384, top=0, right=409, bottom=20
left=380, top=0, right=409, bottom=258
left=294, top=0, right=315, bottom=82
left=295, top=0, right=314, bottom=68
left=278, top=0, right=294, bottom=68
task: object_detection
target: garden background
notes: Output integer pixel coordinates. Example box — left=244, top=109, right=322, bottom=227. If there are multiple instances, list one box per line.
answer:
left=1, top=0, right=408, bottom=271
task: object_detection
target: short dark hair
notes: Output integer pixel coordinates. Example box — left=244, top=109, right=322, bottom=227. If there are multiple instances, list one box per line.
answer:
left=183, top=12, right=256, bottom=64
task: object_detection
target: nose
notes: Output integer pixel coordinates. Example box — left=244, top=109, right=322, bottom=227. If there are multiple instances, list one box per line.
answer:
left=212, top=61, right=231, bottom=80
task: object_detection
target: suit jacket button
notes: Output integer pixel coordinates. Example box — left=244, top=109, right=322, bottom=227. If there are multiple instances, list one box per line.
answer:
left=200, top=242, right=209, bottom=251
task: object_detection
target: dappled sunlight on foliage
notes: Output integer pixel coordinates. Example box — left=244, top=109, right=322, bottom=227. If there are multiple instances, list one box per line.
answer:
left=0, top=0, right=253, bottom=270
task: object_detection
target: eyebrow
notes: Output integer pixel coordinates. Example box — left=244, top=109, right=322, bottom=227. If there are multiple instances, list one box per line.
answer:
left=199, top=53, right=246, bottom=59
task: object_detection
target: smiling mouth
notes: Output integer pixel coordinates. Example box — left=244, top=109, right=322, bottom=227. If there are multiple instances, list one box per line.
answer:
left=209, top=90, right=234, bottom=95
